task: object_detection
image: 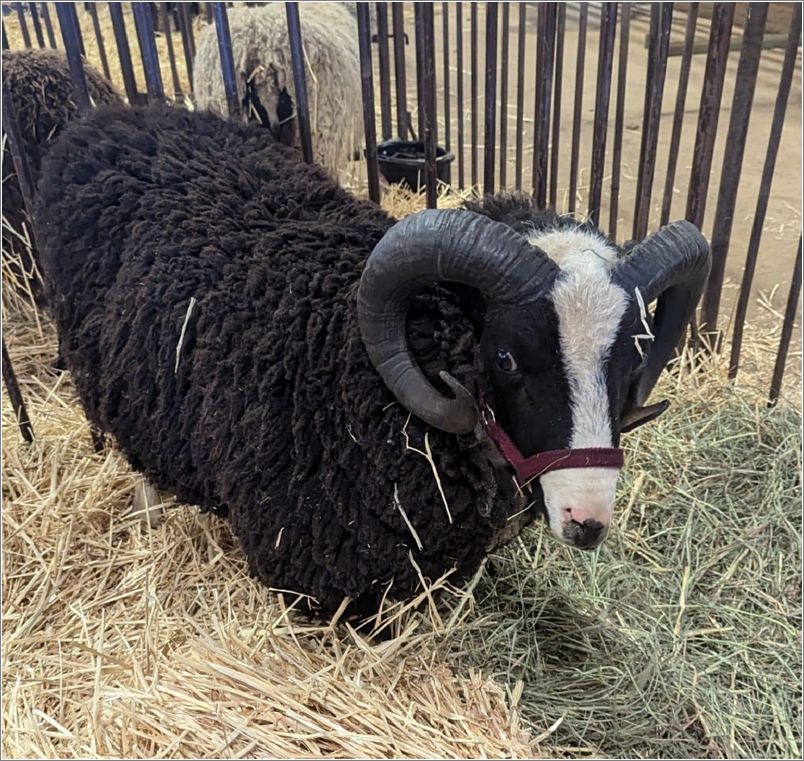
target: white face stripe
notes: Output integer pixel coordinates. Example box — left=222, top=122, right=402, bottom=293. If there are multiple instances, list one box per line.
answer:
left=526, top=227, right=628, bottom=542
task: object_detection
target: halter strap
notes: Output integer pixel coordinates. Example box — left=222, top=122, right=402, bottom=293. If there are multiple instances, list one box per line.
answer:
left=481, top=406, right=624, bottom=485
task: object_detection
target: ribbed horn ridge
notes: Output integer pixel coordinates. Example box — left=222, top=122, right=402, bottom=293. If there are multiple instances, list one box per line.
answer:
left=358, top=209, right=559, bottom=433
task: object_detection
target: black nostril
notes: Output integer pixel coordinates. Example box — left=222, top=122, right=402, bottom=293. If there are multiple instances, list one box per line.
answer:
left=568, top=518, right=605, bottom=549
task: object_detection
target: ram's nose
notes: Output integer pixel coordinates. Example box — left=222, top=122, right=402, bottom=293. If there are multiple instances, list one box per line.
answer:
left=562, top=508, right=607, bottom=550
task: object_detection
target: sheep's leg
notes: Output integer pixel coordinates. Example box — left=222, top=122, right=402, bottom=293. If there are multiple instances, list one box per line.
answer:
left=128, top=477, right=166, bottom=529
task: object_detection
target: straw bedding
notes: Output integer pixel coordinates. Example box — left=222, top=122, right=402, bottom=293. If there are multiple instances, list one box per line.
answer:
left=2, top=181, right=801, bottom=758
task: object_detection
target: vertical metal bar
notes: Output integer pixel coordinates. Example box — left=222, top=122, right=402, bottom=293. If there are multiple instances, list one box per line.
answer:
left=730, top=5, right=801, bottom=379
left=178, top=1, right=195, bottom=89
left=568, top=3, right=588, bottom=213
left=358, top=1, right=381, bottom=202
left=40, top=2, right=57, bottom=48
left=587, top=2, right=617, bottom=227
left=498, top=2, right=510, bottom=188
left=441, top=2, right=451, bottom=153
left=2, top=20, right=8, bottom=51
left=55, top=2, right=90, bottom=112
left=414, top=2, right=425, bottom=141
left=27, top=2, right=44, bottom=47
left=3, top=81, right=43, bottom=443
left=532, top=3, right=556, bottom=206
left=514, top=2, right=526, bottom=190
left=701, top=3, right=769, bottom=338
left=286, top=2, right=314, bottom=164
left=15, top=3, right=32, bottom=47
left=420, top=2, right=438, bottom=207
left=470, top=2, right=478, bottom=188
left=87, top=2, right=112, bottom=81
left=2, top=339, right=34, bottom=444
left=377, top=2, right=392, bottom=141
left=203, top=2, right=213, bottom=24
left=132, top=1, right=165, bottom=100
left=548, top=3, right=565, bottom=209
left=456, top=2, right=465, bottom=187
left=483, top=2, right=498, bottom=194
left=212, top=2, right=239, bottom=117
left=660, top=3, right=699, bottom=226
left=633, top=3, right=673, bottom=241
left=2, top=81, right=37, bottom=214
left=160, top=2, right=183, bottom=97
left=392, top=2, right=408, bottom=139
left=768, top=238, right=802, bottom=406
left=685, top=2, right=736, bottom=228
left=109, top=2, right=141, bottom=106
left=609, top=2, right=630, bottom=239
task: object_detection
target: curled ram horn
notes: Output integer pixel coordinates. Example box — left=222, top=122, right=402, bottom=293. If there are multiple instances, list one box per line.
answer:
left=613, top=220, right=712, bottom=407
left=357, top=209, right=559, bottom=434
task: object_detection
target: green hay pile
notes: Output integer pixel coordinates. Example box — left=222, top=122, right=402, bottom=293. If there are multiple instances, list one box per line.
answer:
left=436, top=366, right=802, bottom=757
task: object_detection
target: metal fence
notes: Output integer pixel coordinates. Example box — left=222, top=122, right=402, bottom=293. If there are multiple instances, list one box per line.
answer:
left=2, top=1, right=802, bottom=442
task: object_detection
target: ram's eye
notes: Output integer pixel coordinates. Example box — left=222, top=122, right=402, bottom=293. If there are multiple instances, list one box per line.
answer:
left=495, top=349, right=519, bottom=373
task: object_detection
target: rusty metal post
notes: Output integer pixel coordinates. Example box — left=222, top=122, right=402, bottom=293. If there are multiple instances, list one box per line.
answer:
left=768, top=238, right=802, bottom=406
left=441, top=2, right=451, bottom=152
left=392, top=1, right=409, bottom=139
left=40, top=2, right=57, bottom=48
left=730, top=5, right=801, bottom=379
left=109, top=2, right=142, bottom=106
left=286, top=2, right=314, bottom=164
left=568, top=3, right=587, bottom=213
left=660, top=3, right=699, bottom=226
left=587, top=2, right=617, bottom=228
left=498, top=2, right=510, bottom=187
left=132, top=0, right=165, bottom=100
left=160, top=2, right=183, bottom=97
left=483, top=2, right=498, bottom=194
left=2, top=84, right=38, bottom=444
left=685, top=3, right=735, bottom=228
left=377, top=2, right=393, bottom=141
left=609, top=2, right=630, bottom=239
left=456, top=1, right=465, bottom=186
left=2, top=339, right=34, bottom=444
left=357, top=1, right=381, bottom=202
left=87, top=2, right=112, bottom=81
left=178, top=1, right=196, bottom=88
left=212, top=2, right=239, bottom=117
left=701, top=3, right=769, bottom=339
left=27, top=2, right=44, bottom=47
left=470, top=2, right=478, bottom=188
left=633, top=3, right=672, bottom=240
left=532, top=3, right=556, bottom=206
left=514, top=2, right=526, bottom=190
left=15, top=2, right=32, bottom=47
left=55, top=2, right=91, bottom=111
left=419, top=2, right=438, bottom=207
left=549, top=3, right=566, bottom=209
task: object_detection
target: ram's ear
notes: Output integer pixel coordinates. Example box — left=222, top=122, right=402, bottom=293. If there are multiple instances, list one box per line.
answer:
left=620, top=399, right=670, bottom=433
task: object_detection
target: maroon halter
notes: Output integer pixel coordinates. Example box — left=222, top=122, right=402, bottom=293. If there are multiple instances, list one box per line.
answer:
left=480, top=405, right=624, bottom=485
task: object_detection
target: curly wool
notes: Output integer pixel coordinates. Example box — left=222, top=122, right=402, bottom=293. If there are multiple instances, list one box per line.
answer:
left=34, top=104, right=521, bottom=617
left=192, top=2, right=362, bottom=177
left=2, top=48, right=120, bottom=304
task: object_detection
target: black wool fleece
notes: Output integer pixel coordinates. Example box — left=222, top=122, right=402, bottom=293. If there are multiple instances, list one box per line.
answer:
left=35, top=103, right=524, bottom=617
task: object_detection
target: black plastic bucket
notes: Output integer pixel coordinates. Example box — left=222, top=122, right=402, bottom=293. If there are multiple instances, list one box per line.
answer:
left=376, top=140, right=455, bottom=190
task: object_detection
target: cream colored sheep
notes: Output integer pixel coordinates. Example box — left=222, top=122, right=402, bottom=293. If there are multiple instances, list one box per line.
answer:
left=192, top=2, right=362, bottom=176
